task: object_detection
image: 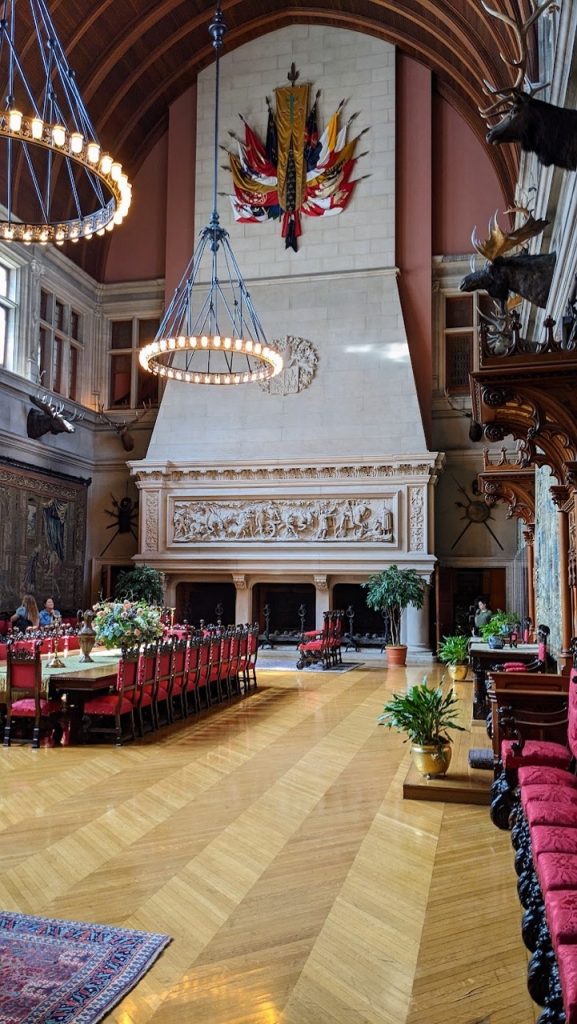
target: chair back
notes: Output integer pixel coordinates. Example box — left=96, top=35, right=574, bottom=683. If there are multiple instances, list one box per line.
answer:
left=5, top=639, right=43, bottom=713
left=156, top=640, right=174, bottom=697
left=116, top=650, right=140, bottom=708
left=172, top=639, right=188, bottom=696
left=567, top=666, right=577, bottom=760
left=197, top=637, right=211, bottom=687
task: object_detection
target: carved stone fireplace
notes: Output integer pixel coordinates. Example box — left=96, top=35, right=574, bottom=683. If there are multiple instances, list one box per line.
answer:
left=129, top=455, right=442, bottom=653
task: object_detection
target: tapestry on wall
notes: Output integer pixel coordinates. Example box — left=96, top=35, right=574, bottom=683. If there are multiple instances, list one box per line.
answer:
left=0, top=460, right=88, bottom=615
left=226, top=63, right=369, bottom=251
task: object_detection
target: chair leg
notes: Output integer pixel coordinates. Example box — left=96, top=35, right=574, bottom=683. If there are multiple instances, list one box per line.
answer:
left=32, top=724, right=40, bottom=749
left=115, top=714, right=123, bottom=747
left=3, top=716, right=11, bottom=747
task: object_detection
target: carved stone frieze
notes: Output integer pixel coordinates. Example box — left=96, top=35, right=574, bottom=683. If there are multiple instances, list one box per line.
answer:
left=259, top=336, right=318, bottom=395
left=133, top=461, right=438, bottom=484
left=408, top=487, right=425, bottom=551
left=144, top=491, right=160, bottom=551
left=172, top=498, right=394, bottom=544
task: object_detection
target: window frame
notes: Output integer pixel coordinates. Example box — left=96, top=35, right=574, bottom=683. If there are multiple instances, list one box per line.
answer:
left=106, top=315, right=160, bottom=411
left=38, top=285, right=84, bottom=399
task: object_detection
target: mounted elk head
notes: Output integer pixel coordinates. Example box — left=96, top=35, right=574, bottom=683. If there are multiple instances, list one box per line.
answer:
left=479, top=1, right=577, bottom=170
left=97, top=402, right=151, bottom=452
left=459, top=207, right=555, bottom=311
left=27, top=393, right=83, bottom=440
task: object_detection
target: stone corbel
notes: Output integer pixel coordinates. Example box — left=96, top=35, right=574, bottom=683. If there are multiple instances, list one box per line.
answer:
left=314, top=574, right=328, bottom=591
left=232, top=574, right=247, bottom=590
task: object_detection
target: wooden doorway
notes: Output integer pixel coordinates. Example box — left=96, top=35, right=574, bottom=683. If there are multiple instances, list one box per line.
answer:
left=434, top=566, right=507, bottom=647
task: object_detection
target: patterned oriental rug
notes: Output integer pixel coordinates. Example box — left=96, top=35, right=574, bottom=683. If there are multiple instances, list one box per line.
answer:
left=0, top=911, right=171, bottom=1024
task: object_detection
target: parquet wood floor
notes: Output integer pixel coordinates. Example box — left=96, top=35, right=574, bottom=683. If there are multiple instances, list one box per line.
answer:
left=0, top=662, right=537, bottom=1023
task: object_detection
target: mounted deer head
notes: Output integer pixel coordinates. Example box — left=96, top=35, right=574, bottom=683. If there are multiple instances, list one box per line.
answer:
left=478, top=2, right=577, bottom=171
left=27, top=393, right=83, bottom=440
left=97, top=401, right=151, bottom=452
left=460, top=206, right=554, bottom=312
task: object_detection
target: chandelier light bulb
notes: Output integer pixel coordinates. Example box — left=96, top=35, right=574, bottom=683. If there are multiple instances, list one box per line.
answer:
left=100, top=153, right=113, bottom=174
left=110, top=161, right=122, bottom=181
left=69, top=131, right=83, bottom=154
left=8, top=109, right=22, bottom=131
left=86, top=141, right=100, bottom=163
left=30, top=116, right=43, bottom=139
left=52, top=124, right=66, bottom=146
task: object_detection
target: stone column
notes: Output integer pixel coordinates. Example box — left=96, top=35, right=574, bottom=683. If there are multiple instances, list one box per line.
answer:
left=551, top=485, right=572, bottom=671
left=233, top=574, right=250, bottom=624
left=402, top=585, right=431, bottom=655
left=314, top=575, right=330, bottom=629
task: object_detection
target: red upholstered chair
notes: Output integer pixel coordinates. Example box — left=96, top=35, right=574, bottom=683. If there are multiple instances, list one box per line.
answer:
left=3, top=639, right=62, bottom=748
left=297, top=613, right=330, bottom=670
left=184, top=639, right=201, bottom=714
left=82, top=651, right=139, bottom=746
left=155, top=640, right=174, bottom=727
left=242, top=625, right=259, bottom=689
left=501, top=625, right=550, bottom=673
left=0, top=642, right=7, bottom=661
left=170, top=639, right=189, bottom=720
left=328, top=610, right=344, bottom=666
left=137, top=644, right=158, bottom=733
left=217, top=632, right=233, bottom=699
left=229, top=630, right=242, bottom=695
left=207, top=635, right=224, bottom=703
left=195, top=637, right=211, bottom=709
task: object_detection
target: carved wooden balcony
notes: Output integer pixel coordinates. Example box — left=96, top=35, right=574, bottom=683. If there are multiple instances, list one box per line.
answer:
left=477, top=446, right=535, bottom=525
left=470, top=317, right=577, bottom=487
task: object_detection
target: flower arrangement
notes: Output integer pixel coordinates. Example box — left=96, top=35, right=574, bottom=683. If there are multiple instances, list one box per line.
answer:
left=92, top=600, right=163, bottom=650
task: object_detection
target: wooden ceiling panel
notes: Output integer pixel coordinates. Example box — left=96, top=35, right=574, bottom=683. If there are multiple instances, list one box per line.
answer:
left=8, top=0, right=527, bottom=276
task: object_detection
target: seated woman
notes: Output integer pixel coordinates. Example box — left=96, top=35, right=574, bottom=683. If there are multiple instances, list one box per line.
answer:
left=10, top=594, right=40, bottom=632
left=39, top=597, right=61, bottom=627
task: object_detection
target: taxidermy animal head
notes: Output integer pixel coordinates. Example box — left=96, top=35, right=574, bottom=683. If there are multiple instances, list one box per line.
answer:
left=27, top=393, right=82, bottom=439
left=479, top=0, right=577, bottom=170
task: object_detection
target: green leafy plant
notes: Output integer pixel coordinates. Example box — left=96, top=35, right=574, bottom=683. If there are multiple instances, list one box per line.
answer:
left=92, top=599, right=163, bottom=650
left=437, top=634, right=470, bottom=665
left=480, top=610, right=519, bottom=642
left=113, top=565, right=165, bottom=605
left=362, top=565, right=425, bottom=646
left=378, top=676, right=465, bottom=752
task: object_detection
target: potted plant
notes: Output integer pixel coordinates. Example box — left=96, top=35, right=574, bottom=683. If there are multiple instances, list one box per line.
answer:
left=113, top=564, right=165, bottom=605
left=437, top=634, right=470, bottom=681
left=378, top=676, right=465, bottom=777
left=362, top=565, right=425, bottom=667
left=479, top=610, right=519, bottom=647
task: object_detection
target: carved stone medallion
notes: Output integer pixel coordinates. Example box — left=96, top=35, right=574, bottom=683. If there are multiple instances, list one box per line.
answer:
left=259, top=336, right=318, bottom=396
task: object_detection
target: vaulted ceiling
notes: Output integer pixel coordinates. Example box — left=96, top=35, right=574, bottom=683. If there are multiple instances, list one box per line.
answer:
left=13, top=1, right=535, bottom=274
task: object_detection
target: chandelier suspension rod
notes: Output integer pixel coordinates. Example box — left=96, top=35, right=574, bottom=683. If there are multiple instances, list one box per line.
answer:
left=209, top=1, right=226, bottom=234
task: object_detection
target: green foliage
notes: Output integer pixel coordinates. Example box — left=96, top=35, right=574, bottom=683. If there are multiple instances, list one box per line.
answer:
left=378, top=676, right=465, bottom=750
left=437, top=634, right=470, bottom=665
left=480, top=610, right=519, bottom=642
left=92, top=599, right=163, bottom=650
left=114, top=564, right=165, bottom=605
left=362, top=565, right=425, bottom=646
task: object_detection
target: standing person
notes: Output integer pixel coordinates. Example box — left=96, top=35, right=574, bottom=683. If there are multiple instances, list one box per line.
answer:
left=39, top=596, right=61, bottom=627
left=474, top=597, right=492, bottom=633
left=10, top=594, right=40, bottom=632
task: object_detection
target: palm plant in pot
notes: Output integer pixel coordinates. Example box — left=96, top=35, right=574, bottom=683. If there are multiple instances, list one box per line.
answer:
left=378, top=677, right=465, bottom=777
left=437, top=634, right=470, bottom=681
left=362, top=565, right=425, bottom=667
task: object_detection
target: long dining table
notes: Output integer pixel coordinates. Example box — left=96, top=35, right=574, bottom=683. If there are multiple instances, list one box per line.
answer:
left=0, top=650, right=120, bottom=744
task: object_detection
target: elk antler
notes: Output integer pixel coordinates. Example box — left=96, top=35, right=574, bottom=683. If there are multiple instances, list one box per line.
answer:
left=471, top=207, right=548, bottom=261
left=478, top=0, right=558, bottom=116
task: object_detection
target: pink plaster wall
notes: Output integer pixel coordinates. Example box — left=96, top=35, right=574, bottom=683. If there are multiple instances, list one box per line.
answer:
left=103, top=134, right=168, bottom=283
left=396, top=53, right=433, bottom=446
left=164, top=84, right=197, bottom=301
left=432, top=95, right=506, bottom=255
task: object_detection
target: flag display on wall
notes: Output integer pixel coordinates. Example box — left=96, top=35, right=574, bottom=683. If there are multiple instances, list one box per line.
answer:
left=225, top=64, right=369, bottom=252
